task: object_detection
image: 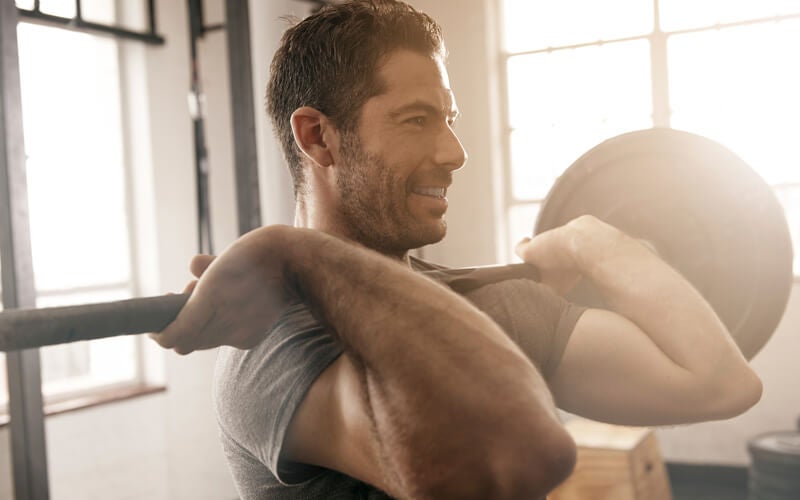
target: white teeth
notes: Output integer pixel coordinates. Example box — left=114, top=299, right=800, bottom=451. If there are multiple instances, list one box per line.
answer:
left=412, top=187, right=446, bottom=198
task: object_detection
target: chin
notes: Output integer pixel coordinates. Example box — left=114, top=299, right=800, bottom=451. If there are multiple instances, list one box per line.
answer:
left=408, top=220, right=447, bottom=248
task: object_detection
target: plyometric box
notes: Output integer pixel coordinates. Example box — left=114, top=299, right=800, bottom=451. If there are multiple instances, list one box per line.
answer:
left=550, top=418, right=673, bottom=500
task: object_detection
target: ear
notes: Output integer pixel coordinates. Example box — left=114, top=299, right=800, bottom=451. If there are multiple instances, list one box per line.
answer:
left=290, top=107, right=338, bottom=168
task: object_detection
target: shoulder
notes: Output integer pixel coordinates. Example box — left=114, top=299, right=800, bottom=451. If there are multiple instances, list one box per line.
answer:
left=213, top=301, right=343, bottom=472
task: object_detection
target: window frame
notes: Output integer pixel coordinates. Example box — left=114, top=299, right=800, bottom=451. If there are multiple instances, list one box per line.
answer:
left=1, top=3, right=167, bottom=426
left=494, top=0, right=800, bottom=279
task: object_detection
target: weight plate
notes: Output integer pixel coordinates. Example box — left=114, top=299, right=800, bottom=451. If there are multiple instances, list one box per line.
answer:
left=535, top=128, right=793, bottom=360
left=749, top=431, right=800, bottom=466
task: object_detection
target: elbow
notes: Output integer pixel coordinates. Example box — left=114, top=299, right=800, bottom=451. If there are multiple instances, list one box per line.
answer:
left=721, top=370, right=763, bottom=417
left=414, top=424, right=577, bottom=500
left=703, top=368, right=763, bottom=420
left=507, top=430, right=577, bottom=499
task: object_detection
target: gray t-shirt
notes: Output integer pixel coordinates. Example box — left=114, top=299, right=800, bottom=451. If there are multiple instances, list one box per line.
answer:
left=213, top=258, right=586, bottom=499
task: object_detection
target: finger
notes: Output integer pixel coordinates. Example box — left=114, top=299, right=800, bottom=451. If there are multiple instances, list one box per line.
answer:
left=190, top=254, right=216, bottom=278
left=182, top=279, right=199, bottom=294
left=148, top=303, right=200, bottom=353
left=514, top=236, right=533, bottom=260
left=515, top=228, right=566, bottom=261
left=514, top=236, right=532, bottom=256
left=148, top=332, right=174, bottom=349
left=149, top=328, right=196, bottom=356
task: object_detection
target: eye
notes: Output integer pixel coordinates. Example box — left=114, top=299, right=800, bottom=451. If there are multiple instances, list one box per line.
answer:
left=406, top=116, right=427, bottom=127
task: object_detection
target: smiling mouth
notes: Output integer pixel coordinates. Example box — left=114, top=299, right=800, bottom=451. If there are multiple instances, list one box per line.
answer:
left=411, top=186, right=447, bottom=198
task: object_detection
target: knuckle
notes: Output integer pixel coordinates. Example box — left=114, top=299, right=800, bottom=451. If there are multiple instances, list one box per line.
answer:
left=572, top=214, right=598, bottom=227
left=174, top=345, right=193, bottom=356
left=149, top=333, right=171, bottom=349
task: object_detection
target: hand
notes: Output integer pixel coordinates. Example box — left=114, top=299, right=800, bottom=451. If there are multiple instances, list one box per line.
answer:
left=150, top=225, right=297, bottom=355
left=515, top=228, right=582, bottom=296
left=516, top=215, right=631, bottom=295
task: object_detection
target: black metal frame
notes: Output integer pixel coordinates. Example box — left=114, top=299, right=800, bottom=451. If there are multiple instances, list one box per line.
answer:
left=224, top=0, right=261, bottom=235
left=187, top=0, right=216, bottom=253
left=187, top=0, right=262, bottom=244
left=17, top=0, right=164, bottom=45
left=1, top=1, right=50, bottom=498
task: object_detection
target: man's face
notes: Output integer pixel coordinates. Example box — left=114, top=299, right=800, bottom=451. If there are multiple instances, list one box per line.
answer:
left=334, top=50, right=467, bottom=257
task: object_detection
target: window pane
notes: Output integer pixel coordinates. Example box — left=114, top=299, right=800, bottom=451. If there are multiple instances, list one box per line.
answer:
left=668, top=20, right=800, bottom=185
left=15, top=0, right=35, bottom=10
left=80, top=0, right=116, bottom=25
left=507, top=41, right=653, bottom=200
left=41, top=336, right=138, bottom=398
left=81, top=0, right=149, bottom=33
left=510, top=125, right=612, bottom=200
left=38, top=0, right=76, bottom=18
left=17, top=23, right=131, bottom=291
left=660, top=0, right=800, bottom=32
left=507, top=203, right=540, bottom=263
left=774, top=186, right=800, bottom=276
left=502, top=0, right=653, bottom=52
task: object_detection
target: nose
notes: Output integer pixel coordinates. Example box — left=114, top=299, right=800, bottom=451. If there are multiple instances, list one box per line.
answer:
left=434, top=123, right=468, bottom=172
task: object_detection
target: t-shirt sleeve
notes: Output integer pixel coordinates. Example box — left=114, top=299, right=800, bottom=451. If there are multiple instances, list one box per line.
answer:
left=213, top=301, right=343, bottom=486
left=463, top=279, right=586, bottom=378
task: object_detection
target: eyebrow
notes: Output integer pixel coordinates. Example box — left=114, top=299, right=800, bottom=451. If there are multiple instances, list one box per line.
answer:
left=389, top=100, right=461, bottom=121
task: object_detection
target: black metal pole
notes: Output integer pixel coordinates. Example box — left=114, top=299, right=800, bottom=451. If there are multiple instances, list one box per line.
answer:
left=0, top=0, right=50, bottom=498
left=147, top=0, right=157, bottom=35
left=225, top=0, right=261, bottom=235
left=187, top=0, right=213, bottom=254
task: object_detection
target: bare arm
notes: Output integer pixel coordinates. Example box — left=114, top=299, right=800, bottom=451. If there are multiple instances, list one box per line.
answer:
left=516, top=215, right=762, bottom=425
left=154, top=225, right=575, bottom=499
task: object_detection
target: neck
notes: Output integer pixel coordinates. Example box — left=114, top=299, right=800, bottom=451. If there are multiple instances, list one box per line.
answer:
left=295, top=198, right=412, bottom=265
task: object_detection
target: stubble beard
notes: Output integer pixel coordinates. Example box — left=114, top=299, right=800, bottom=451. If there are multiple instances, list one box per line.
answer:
left=336, top=132, right=447, bottom=256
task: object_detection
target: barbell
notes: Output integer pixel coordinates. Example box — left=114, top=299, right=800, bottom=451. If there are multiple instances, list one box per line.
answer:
left=0, top=128, right=794, bottom=359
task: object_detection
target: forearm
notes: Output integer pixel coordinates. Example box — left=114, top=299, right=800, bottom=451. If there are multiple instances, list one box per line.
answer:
left=569, top=216, right=752, bottom=381
left=280, top=228, right=569, bottom=497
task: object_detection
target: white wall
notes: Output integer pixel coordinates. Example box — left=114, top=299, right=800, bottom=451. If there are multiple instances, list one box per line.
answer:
left=0, top=429, right=10, bottom=499
left=410, top=0, right=800, bottom=467
left=249, top=0, right=304, bottom=228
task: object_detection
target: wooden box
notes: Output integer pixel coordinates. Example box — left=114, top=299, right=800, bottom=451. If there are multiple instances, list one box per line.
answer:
left=549, top=418, right=673, bottom=500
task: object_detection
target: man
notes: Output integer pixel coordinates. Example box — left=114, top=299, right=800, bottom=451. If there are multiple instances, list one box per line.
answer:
left=151, top=1, right=762, bottom=498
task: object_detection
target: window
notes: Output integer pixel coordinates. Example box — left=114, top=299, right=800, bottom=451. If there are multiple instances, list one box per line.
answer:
left=498, top=0, right=800, bottom=277
left=1, top=5, right=148, bottom=418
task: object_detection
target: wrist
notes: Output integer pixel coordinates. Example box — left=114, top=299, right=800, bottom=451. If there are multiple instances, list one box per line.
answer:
left=237, top=224, right=297, bottom=275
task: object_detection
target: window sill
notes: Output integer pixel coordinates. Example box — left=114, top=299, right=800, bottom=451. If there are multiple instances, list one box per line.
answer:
left=0, top=383, right=166, bottom=427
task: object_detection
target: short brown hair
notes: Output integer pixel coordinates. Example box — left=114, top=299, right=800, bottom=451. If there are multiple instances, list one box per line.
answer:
left=266, top=0, right=446, bottom=196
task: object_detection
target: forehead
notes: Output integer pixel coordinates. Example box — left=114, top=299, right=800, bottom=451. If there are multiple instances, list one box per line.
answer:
left=369, top=50, right=457, bottom=113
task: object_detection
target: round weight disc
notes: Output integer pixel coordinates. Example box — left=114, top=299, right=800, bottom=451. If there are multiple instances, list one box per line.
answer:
left=535, top=128, right=793, bottom=360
